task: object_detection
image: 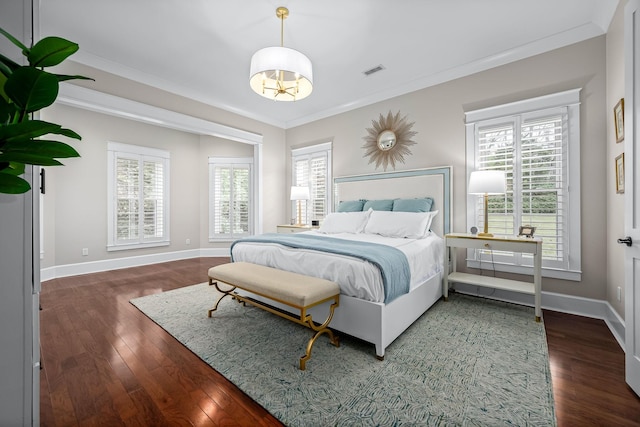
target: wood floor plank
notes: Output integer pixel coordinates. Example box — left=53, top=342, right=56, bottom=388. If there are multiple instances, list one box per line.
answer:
left=40, top=257, right=640, bottom=426
left=543, top=310, right=640, bottom=426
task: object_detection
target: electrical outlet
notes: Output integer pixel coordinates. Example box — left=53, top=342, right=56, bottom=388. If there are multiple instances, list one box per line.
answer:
left=617, top=286, right=622, bottom=301
left=82, top=248, right=89, bottom=256
left=186, top=238, right=191, bottom=245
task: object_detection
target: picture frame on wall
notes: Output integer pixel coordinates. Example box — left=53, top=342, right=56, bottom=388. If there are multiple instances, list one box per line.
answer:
left=616, top=153, right=625, bottom=194
left=614, top=98, right=625, bottom=143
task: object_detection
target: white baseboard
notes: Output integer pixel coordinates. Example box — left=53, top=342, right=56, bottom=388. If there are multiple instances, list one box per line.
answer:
left=40, top=248, right=230, bottom=282
left=452, top=283, right=626, bottom=350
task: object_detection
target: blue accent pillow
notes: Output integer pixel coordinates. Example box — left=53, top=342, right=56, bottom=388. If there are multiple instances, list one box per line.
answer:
left=363, top=199, right=394, bottom=211
left=392, top=197, right=434, bottom=212
left=337, top=199, right=366, bottom=212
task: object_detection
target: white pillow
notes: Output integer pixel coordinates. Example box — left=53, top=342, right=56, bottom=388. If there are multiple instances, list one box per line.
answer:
left=318, top=210, right=372, bottom=234
left=364, top=210, right=438, bottom=238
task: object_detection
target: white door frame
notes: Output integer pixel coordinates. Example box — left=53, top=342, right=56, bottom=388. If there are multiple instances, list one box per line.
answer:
left=624, top=0, right=640, bottom=398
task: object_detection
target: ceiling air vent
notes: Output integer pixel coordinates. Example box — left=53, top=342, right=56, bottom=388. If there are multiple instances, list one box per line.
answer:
left=363, top=65, right=385, bottom=76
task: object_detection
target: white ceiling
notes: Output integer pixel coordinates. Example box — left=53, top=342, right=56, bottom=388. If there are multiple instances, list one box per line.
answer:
left=40, top=0, right=619, bottom=129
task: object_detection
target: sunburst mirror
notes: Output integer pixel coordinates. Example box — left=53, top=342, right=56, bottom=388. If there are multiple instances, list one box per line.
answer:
left=362, top=111, right=417, bottom=171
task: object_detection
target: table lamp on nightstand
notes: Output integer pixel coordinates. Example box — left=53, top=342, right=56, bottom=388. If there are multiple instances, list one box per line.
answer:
left=290, top=186, right=310, bottom=226
left=468, top=170, right=506, bottom=237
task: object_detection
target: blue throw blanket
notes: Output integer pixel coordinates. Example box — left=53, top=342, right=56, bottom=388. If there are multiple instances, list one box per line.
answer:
left=231, top=233, right=410, bottom=303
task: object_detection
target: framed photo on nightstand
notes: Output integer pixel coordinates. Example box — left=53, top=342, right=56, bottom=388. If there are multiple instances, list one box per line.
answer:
left=518, top=225, right=536, bottom=238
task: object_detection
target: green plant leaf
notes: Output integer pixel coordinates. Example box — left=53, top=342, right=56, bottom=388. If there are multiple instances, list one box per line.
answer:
left=3, top=162, right=26, bottom=176
left=55, top=74, right=94, bottom=83
left=4, top=67, right=59, bottom=113
left=0, top=120, right=62, bottom=141
left=0, top=152, right=63, bottom=166
left=57, top=128, right=81, bottom=140
left=0, top=97, right=14, bottom=124
left=0, top=171, right=30, bottom=194
left=0, top=161, right=26, bottom=176
left=0, top=27, right=90, bottom=195
left=0, top=52, right=20, bottom=78
left=28, top=36, right=79, bottom=68
left=3, top=140, right=80, bottom=158
left=0, top=27, right=29, bottom=55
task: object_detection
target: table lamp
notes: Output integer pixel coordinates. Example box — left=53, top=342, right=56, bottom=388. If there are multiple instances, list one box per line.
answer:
left=290, top=186, right=310, bottom=225
left=468, top=170, right=506, bottom=237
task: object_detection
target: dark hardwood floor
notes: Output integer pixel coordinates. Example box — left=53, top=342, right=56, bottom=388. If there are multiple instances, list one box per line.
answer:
left=39, top=258, right=640, bottom=426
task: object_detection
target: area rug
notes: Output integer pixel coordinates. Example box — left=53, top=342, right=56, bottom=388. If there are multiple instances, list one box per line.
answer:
left=131, top=284, right=556, bottom=426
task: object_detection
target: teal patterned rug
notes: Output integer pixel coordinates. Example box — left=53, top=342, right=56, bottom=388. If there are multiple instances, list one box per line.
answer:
left=131, top=283, right=556, bottom=426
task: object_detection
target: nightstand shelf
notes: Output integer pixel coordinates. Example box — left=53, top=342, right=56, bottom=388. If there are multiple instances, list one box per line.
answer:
left=446, top=272, right=535, bottom=295
left=444, top=232, right=542, bottom=321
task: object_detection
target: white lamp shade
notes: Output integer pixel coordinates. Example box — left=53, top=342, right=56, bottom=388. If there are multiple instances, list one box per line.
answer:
left=468, top=170, right=506, bottom=195
left=249, top=46, right=313, bottom=101
left=290, top=186, right=310, bottom=200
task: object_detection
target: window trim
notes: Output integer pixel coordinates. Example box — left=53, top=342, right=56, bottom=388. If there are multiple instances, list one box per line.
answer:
left=291, top=141, right=332, bottom=223
left=465, top=89, right=582, bottom=281
left=107, top=141, right=171, bottom=251
left=208, top=157, right=254, bottom=242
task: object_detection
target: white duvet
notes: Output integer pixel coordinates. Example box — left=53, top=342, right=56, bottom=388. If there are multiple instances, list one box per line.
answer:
left=230, top=231, right=444, bottom=303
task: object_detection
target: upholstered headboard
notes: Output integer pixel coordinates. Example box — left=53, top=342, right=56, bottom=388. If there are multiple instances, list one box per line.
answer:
left=333, top=167, right=452, bottom=237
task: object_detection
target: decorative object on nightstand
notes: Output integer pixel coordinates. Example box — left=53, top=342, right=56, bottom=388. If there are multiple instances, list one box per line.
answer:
left=518, top=225, right=536, bottom=238
left=290, top=186, right=310, bottom=225
left=468, top=170, right=506, bottom=237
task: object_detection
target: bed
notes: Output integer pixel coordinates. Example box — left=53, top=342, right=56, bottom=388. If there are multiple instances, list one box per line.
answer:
left=231, top=167, right=452, bottom=359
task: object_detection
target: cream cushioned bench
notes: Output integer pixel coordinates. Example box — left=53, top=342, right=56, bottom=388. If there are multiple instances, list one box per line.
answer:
left=207, top=262, right=340, bottom=370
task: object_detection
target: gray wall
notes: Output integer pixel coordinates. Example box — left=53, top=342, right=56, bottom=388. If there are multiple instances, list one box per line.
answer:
left=286, top=36, right=609, bottom=303
left=606, top=0, right=626, bottom=319
left=41, top=64, right=287, bottom=269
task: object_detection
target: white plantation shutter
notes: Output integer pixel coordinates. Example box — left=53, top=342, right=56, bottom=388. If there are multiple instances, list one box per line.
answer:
left=521, top=114, right=566, bottom=264
left=291, top=142, right=332, bottom=223
left=108, top=142, right=170, bottom=250
left=294, top=157, right=310, bottom=222
left=466, top=90, right=581, bottom=280
left=475, top=122, right=515, bottom=239
left=116, top=157, right=140, bottom=240
left=143, top=159, right=165, bottom=239
left=209, top=158, right=253, bottom=239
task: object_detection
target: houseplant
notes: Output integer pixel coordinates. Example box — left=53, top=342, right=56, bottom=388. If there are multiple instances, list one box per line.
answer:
left=0, top=27, right=91, bottom=194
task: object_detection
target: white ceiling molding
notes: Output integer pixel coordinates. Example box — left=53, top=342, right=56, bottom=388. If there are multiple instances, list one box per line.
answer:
left=285, top=22, right=604, bottom=129
left=56, top=83, right=263, bottom=145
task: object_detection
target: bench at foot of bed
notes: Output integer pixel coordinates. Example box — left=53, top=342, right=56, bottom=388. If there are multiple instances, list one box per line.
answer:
left=207, top=262, right=340, bottom=370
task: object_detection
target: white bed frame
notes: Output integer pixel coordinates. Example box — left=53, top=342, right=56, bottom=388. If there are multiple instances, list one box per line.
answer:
left=241, top=166, right=452, bottom=359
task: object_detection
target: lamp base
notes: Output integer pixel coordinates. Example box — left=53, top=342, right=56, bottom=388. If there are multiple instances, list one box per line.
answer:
left=477, top=232, right=494, bottom=237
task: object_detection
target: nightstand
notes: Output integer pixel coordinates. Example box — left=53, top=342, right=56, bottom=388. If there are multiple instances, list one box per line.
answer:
left=444, top=232, right=543, bottom=321
left=276, top=225, right=317, bottom=233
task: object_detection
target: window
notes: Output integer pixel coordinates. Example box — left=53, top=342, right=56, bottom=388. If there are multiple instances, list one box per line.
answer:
left=291, top=142, right=332, bottom=224
left=107, top=142, right=170, bottom=251
left=465, top=89, right=581, bottom=280
left=209, top=157, right=253, bottom=240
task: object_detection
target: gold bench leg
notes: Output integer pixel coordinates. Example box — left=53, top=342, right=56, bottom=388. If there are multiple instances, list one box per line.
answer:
left=207, top=279, right=236, bottom=317
left=299, top=297, right=340, bottom=370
